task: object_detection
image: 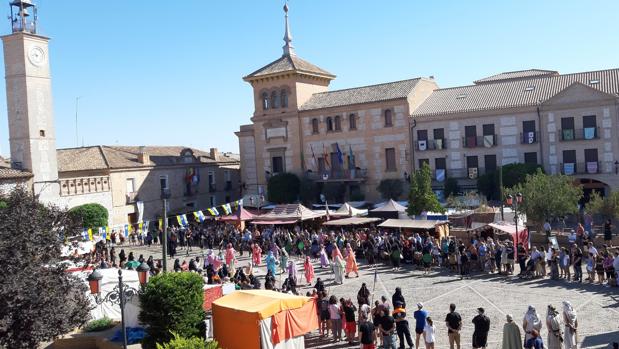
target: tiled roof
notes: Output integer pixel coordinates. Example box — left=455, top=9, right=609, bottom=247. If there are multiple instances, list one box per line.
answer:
left=244, top=54, right=334, bottom=79
left=299, top=78, right=423, bottom=111
left=0, top=167, right=32, bottom=179
left=57, top=146, right=239, bottom=172
left=474, top=69, right=558, bottom=84
left=412, top=68, right=619, bottom=117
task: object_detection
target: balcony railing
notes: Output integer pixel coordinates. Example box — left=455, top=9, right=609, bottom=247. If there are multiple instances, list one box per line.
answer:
left=561, top=161, right=602, bottom=175
left=462, top=135, right=497, bottom=148
left=560, top=127, right=599, bottom=141
left=414, top=139, right=447, bottom=151
left=305, top=168, right=368, bottom=182
left=520, top=131, right=539, bottom=144
left=433, top=167, right=490, bottom=180
left=126, top=192, right=138, bottom=204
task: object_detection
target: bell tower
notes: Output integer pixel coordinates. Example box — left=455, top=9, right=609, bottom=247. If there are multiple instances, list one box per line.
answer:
left=2, top=0, right=59, bottom=202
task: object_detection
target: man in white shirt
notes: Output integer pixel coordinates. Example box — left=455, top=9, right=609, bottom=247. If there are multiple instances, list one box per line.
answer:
left=588, top=242, right=598, bottom=258
left=543, top=221, right=552, bottom=239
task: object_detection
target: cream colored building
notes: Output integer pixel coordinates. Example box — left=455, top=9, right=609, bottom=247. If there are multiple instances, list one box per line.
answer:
left=237, top=7, right=619, bottom=203
left=412, top=69, right=619, bottom=198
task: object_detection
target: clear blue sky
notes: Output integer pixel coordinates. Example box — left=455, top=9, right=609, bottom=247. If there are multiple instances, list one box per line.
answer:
left=0, top=0, right=618, bottom=157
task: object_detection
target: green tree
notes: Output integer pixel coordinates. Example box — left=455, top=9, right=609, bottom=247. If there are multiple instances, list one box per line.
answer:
left=267, top=173, right=300, bottom=204
left=508, top=169, right=582, bottom=229
left=139, top=272, right=206, bottom=349
left=407, top=163, right=445, bottom=216
left=298, top=177, right=317, bottom=205
left=0, top=188, right=91, bottom=349
left=322, top=182, right=346, bottom=202
left=156, top=332, right=219, bottom=349
left=585, top=191, right=619, bottom=220
left=376, top=179, right=404, bottom=200
left=68, top=203, right=109, bottom=229
left=478, top=163, right=542, bottom=200
left=443, top=177, right=460, bottom=198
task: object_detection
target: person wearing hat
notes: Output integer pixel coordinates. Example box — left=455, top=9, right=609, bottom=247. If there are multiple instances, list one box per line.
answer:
left=472, top=307, right=490, bottom=349
left=392, top=300, right=414, bottom=349
left=501, top=314, right=522, bottom=349
left=413, top=302, right=428, bottom=349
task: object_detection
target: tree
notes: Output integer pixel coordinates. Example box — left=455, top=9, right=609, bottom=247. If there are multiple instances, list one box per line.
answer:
left=443, top=177, right=460, bottom=198
left=508, top=169, right=582, bottom=229
left=139, top=272, right=206, bottom=349
left=585, top=191, right=619, bottom=220
left=376, top=179, right=404, bottom=200
left=478, top=163, right=542, bottom=200
left=407, top=163, right=445, bottom=216
left=267, top=173, right=300, bottom=204
left=298, top=177, right=317, bottom=205
left=0, top=188, right=91, bottom=349
left=68, top=203, right=109, bottom=229
left=322, top=182, right=346, bottom=202
left=156, top=332, right=219, bottom=349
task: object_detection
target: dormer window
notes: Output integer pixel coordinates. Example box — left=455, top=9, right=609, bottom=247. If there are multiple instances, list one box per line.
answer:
left=271, top=91, right=280, bottom=109
left=281, top=89, right=288, bottom=108
left=261, top=92, right=269, bottom=110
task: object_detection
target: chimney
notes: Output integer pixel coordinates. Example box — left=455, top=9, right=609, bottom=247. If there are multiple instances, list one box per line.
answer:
left=210, top=148, right=219, bottom=160
left=137, top=146, right=150, bottom=164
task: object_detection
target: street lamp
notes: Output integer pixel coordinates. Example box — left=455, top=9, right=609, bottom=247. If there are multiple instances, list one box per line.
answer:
left=505, top=193, right=523, bottom=261
left=87, top=265, right=150, bottom=349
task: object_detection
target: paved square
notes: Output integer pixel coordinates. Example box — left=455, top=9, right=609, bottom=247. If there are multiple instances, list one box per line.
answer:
left=123, top=245, right=619, bottom=349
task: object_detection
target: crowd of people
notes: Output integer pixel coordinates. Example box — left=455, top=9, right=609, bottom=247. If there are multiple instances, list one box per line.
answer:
left=69, top=217, right=619, bottom=348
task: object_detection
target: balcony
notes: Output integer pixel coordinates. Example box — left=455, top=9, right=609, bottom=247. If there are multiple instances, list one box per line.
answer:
left=126, top=192, right=138, bottom=204
left=443, top=167, right=490, bottom=180
left=560, top=161, right=602, bottom=175
left=560, top=127, right=599, bottom=141
left=520, top=131, right=539, bottom=144
left=462, top=135, right=497, bottom=148
left=414, top=139, right=447, bottom=151
left=305, top=168, right=368, bottom=182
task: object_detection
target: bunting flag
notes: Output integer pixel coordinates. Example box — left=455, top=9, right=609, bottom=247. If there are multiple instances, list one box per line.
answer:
left=194, top=210, right=206, bottom=223
left=232, top=200, right=240, bottom=211
left=207, top=207, right=219, bottom=216
left=123, top=224, right=129, bottom=237
left=105, top=226, right=111, bottom=240
left=82, top=229, right=88, bottom=240
left=177, top=214, right=188, bottom=226
left=101, top=226, right=107, bottom=240
left=143, top=221, right=149, bottom=232
left=138, top=222, right=143, bottom=233
left=87, top=228, right=93, bottom=241
left=222, top=203, right=232, bottom=215
left=158, top=218, right=163, bottom=230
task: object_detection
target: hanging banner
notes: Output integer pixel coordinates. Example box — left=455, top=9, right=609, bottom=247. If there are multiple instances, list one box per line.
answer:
left=194, top=211, right=206, bottom=223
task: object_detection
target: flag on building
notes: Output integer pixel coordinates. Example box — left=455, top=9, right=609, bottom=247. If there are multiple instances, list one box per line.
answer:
left=348, top=145, right=355, bottom=170
left=310, top=144, right=318, bottom=170
left=335, top=143, right=344, bottom=165
left=323, top=144, right=330, bottom=169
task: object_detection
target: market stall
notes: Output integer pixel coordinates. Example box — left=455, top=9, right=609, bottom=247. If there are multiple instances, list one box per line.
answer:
left=322, top=217, right=381, bottom=226
left=369, top=199, right=407, bottom=219
left=252, top=204, right=325, bottom=225
left=219, top=207, right=257, bottom=230
left=330, top=202, right=369, bottom=217
left=212, top=290, right=319, bottom=349
left=378, top=218, right=450, bottom=239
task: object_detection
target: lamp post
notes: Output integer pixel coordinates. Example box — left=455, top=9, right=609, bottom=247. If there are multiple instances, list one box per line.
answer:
left=506, top=193, right=523, bottom=259
left=87, top=263, right=150, bottom=349
left=161, top=188, right=171, bottom=272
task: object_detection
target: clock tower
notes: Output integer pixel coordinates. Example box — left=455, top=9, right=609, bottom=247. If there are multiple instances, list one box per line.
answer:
left=2, top=0, right=59, bottom=202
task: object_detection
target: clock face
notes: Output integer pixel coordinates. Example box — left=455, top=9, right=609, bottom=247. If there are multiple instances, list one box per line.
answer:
left=28, top=46, right=46, bottom=66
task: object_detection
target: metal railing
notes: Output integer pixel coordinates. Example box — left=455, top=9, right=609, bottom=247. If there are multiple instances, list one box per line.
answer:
left=434, top=167, right=489, bottom=180
left=305, top=168, right=368, bottom=181
left=462, top=135, right=497, bottom=148
left=414, top=139, right=447, bottom=151
left=560, top=127, right=599, bottom=141
left=560, top=161, right=602, bottom=175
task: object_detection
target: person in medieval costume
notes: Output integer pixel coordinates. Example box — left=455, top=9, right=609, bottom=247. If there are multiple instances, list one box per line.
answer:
left=332, top=245, right=345, bottom=284
left=523, top=305, right=542, bottom=343
left=303, top=255, right=315, bottom=286
left=270, top=242, right=280, bottom=260
left=279, top=248, right=289, bottom=275
left=345, top=243, right=359, bottom=278
left=319, top=244, right=330, bottom=268
left=287, top=259, right=298, bottom=284
left=265, top=250, right=277, bottom=276
left=251, top=243, right=262, bottom=266
left=225, top=243, right=236, bottom=270
left=562, top=301, right=578, bottom=349
left=546, top=305, right=563, bottom=349
left=501, top=314, right=522, bottom=349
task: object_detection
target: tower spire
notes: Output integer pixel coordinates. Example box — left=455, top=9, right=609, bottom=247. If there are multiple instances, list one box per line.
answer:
left=282, top=2, right=295, bottom=56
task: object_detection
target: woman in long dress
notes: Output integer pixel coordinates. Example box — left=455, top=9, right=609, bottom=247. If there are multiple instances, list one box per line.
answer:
left=287, top=260, right=298, bottom=284
left=225, top=243, right=236, bottom=270
left=332, top=245, right=345, bottom=284
left=546, top=305, right=563, bottom=349
left=319, top=244, right=330, bottom=268
left=265, top=251, right=277, bottom=276
left=562, top=301, right=578, bottom=349
left=523, top=305, right=542, bottom=343
left=251, top=243, right=262, bottom=266
left=345, top=243, right=359, bottom=278
left=304, top=256, right=315, bottom=286
left=279, top=248, right=289, bottom=275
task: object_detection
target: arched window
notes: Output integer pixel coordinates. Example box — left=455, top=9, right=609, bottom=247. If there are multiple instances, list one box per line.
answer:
left=384, top=109, right=393, bottom=127
left=311, top=118, right=319, bottom=134
left=261, top=92, right=269, bottom=110
left=281, top=89, right=288, bottom=108
left=334, top=115, right=342, bottom=131
left=326, top=117, right=334, bottom=132
left=349, top=113, right=357, bottom=130
left=271, top=91, right=280, bottom=109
